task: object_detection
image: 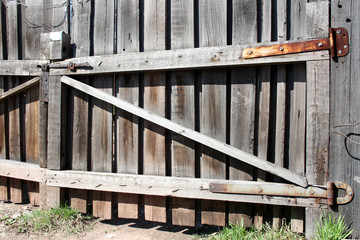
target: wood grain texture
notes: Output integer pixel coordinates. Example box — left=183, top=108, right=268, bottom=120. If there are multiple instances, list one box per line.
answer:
left=6, top=0, right=23, bottom=204
left=273, top=0, right=287, bottom=230
left=304, top=1, right=329, bottom=237
left=0, top=1, right=8, bottom=202
left=143, top=0, right=167, bottom=223
left=289, top=0, right=307, bottom=233
left=116, top=0, right=140, bottom=220
left=254, top=0, right=271, bottom=229
left=69, top=0, right=92, bottom=214
left=61, top=76, right=309, bottom=187
left=330, top=0, right=360, bottom=236
left=24, top=0, right=44, bottom=206
left=91, top=0, right=114, bottom=220
left=229, top=0, right=257, bottom=227
left=170, top=0, right=195, bottom=227
left=199, top=0, right=226, bottom=226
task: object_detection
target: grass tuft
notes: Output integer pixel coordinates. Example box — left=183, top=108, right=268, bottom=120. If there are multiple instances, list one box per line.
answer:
left=314, top=213, right=353, bottom=240
left=195, top=222, right=304, bottom=240
left=2, top=204, right=94, bottom=234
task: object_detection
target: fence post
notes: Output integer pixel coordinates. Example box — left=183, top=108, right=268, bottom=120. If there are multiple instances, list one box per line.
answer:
left=39, top=32, right=70, bottom=208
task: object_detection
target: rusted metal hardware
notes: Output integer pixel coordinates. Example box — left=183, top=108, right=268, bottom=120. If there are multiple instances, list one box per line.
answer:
left=242, top=27, right=349, bottom=59
left=38, top=62, right=90, bottom=72
left=209, top=181, right=354, bottom=206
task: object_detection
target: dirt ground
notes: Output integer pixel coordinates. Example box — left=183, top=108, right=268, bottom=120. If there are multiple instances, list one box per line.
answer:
left=0, top=202, right=204, bottom=240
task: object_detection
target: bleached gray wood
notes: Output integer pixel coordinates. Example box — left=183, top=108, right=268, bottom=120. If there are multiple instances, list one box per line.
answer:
left=44, top=170, right=327, bottom=208
left=330, top=0, right=360, bottom=236
left=229, top=0, right=257, bottom=227
left=61, top=76, right=309, bottom=187
left=289, top=0, right=307, bottom=232
left=143, top=0, right=167, bottom=223
left=68, top=0, right=92, bottom=214
left=273, top=0, right=287, bottom=230
left=254, top=0, right=272, bottom=229
left=170, top=0, right=196, bottom=227
left=0, top=159, right=44, bottom=182
left=0, top=60, right=46, bottom=76
left=116, top=0, right=140, bottom=220
left=91, top=0, right=114, bottom=220
left=0, top=77, right=40, bottom=101
left=304, top=1, right=329, bottom=237
left=49, top=47, right=329, bottom=76
left=199, top=0, right=227, bottom=227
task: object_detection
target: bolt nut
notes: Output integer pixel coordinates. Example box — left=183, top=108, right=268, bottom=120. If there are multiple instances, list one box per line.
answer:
left=337, top=29, right=341, bottom=34
left=344, top=45, right=348, bottom=49
left=248, top=50, right=253, bottom=55
left=279, top=47, right=284, bottom=51
left=338, top=50, right=343, bottom=54
left=318, top=42, right=323, bottom=47
left=349, top=192, right=353, bottom=196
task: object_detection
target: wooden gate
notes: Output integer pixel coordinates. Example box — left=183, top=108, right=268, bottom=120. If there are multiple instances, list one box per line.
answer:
left=0, top=0, right=358, bottom=236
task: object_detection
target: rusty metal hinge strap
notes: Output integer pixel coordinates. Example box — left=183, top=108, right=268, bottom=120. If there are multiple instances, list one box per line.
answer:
left=242, top=27, right=349, bottom=59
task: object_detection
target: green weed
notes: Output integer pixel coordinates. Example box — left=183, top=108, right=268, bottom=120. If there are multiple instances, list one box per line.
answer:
left=314, top=213, right=353, bottom=240
left=15, top=204, right=94, bottom=234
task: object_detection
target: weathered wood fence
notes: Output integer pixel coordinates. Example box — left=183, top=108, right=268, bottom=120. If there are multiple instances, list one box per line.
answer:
left=0, top=0, right=358, bottom=236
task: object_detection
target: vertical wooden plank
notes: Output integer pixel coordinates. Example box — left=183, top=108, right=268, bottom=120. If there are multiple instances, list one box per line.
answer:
left=254, top=0, right=271, bottom=230
left=330, top=0, right=360, bottom=236
left=0, top=1, right=8, bottom=202
left=6, top=0, right=23, bottom=204
left=45, top=0, right=70, bottom=208
left=228, top=0, right=257, bottom=227
left=91, top=0, right=114, bottom=220
left=170, top=0, right=195, bottom=227
left=68, top=0, right=91, bottom=214
left=23, top=0, right=44, bottom=207
left=305, top=1, right=329, bottom=237
left=143, top=0, right=167, bottom=223
left=199, top=0, right=226, bottom=226
left=289, top=0, right=306, bottom=233
left=273, top=0, right=287, bottom=230
left=116, top=0, right=140, bottom=220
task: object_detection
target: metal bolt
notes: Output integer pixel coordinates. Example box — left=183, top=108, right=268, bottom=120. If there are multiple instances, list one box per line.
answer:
left=318, top=42, right=323, bottom=47
left=338, top=200, right=342, bottom=203
left=337, top=29, right=341, bottom=34
left=349, top=192, right=353, bottom=196
left=310, top=191, right=314, bottom=195
left=211, top=185, right=214, bottom=189
left=344, top=45, right=348, bottom=49
left=338, top=183, right=341, bottom=187
left=279, top=47, right=284, bottom=51
left=248, top=50, right=253, bottom=55
left=259, top=188, right=263, bottom=192
left=338, top=50, right=343, bottom=54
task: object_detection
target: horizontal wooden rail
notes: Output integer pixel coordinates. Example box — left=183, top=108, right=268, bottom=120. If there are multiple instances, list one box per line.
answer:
left=0, top=159, right=44, bottom=182
left=0, top=159, right=326, bottom=208
left=49, top=44, right=328, bottom=76
left=0, top=60, right=48, bottom=76
left=61, top=76, right=309, bottom=187
left=0, top=77, right=40, bottom=101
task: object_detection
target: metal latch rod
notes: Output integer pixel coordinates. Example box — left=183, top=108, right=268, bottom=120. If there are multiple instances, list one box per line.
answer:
left=209, top=181, right=353, bottom=206
left=242, top=28, right=349, bottom=59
